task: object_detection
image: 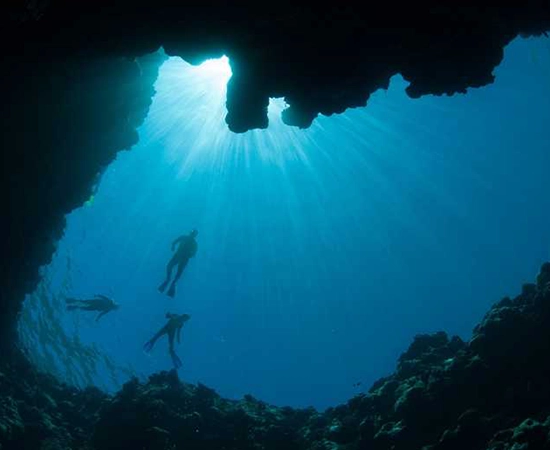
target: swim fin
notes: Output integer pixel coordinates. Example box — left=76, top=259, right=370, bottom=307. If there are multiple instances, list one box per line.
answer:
left=158, top=280, right=169, bottom=293
left=143, top=341, right=154, bottom=353
left=170, top=351, right=182, bottom=369
left=167, top=284, right=176, bottom=298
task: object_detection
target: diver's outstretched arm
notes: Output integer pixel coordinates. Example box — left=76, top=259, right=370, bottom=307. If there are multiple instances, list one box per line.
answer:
left=144, top=326, right=167, bottom=353
left=95, top=310, right=110, bottom=322
left=171, top=236, right=184, bottom=251
left=143, top=340, right=154, bottom=353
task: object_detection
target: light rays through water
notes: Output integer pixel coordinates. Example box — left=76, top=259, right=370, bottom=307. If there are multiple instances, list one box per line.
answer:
left=19, top=38, right=550, bottom=409
left=153, top=55, right=311, bottom=175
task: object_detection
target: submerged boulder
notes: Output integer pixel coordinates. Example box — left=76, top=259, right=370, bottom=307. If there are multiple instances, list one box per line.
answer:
left=92, top=370, right=313, bottom=450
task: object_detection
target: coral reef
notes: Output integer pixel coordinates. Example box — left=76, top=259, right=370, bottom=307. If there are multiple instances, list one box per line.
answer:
left=312, top=262, right=550, bottom=450
left=93, top=371, right=314, bottom=450
left=0, top=347, right=107, bottom=450
left=1, top=263, right=550, bottom=449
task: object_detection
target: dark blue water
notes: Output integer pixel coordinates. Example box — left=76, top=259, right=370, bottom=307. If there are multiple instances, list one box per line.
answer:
left=21, top=37, right=550, bottom=410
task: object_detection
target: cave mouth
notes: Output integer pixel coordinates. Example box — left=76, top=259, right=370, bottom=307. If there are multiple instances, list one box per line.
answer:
left=193, top=55, right=232, bottom=88
left=17, top=37, right=550, bottom=411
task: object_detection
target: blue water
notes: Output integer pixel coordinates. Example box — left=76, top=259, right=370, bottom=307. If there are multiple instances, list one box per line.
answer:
left=23, top=37, right=550, bottom=410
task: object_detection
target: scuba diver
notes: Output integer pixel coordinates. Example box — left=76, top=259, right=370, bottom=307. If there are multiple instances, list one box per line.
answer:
left=143, top=313, right=191, bottom=369
left=158, top=229, right=198, bottom=298
left=65, top=294, right=119, bottom=322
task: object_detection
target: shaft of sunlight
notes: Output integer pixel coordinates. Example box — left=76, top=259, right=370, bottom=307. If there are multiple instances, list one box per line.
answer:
left=148, top=55, right=310, bottom=179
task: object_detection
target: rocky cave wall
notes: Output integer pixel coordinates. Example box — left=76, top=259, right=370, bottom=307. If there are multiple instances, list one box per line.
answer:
left=0, top=49, right=167, bottom=348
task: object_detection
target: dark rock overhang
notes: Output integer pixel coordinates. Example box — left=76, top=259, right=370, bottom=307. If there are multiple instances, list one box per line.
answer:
left=5, top=4, right=550, bottom=132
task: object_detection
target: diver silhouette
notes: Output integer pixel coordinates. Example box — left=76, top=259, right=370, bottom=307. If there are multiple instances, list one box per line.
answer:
left=143, top=313, right=191, bottom=369
left=65, top=294, right=119, bottom=322
left=158, top=229, right=198, bottom=298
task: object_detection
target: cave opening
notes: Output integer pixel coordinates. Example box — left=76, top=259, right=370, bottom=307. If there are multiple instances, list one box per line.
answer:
left=17, top=37, right=550, bottom=411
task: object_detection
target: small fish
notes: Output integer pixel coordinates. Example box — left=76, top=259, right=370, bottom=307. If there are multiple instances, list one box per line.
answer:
left=353, top=382, right=362, bottom=388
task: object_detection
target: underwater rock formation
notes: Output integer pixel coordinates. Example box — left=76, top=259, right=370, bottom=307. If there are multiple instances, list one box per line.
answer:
left=92, top=370, right=315, bottom=450
left=1, top=263, right=550, bottom=449
left=314, top=262, right=550, bottom=450
left=0, top=347, right=107, bottom=450
left=5, top=4, right=550, bottom=132
left=0, top=50, right=166, bottom=348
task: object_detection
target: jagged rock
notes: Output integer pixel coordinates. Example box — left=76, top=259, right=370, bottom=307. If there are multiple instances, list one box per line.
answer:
left=0, top=349, right=106, bottom=450
left=373, top=420, right=408, bottom=450
left=92, top=369, right=312, bottom=449
left=309, top=439, right=341, bottom=450
left=511, top=419, right=549, bottom=448
left=396, top=332, right=465, bottom=379
left=393, top=378, right=427, bottom=420
left=0, top=398, right=23, bottom=443
left=326, top=415, right=359, bottom=445
left=536, top=263, right=550, bottom=288
left=487, top=417, right=550, bottom=450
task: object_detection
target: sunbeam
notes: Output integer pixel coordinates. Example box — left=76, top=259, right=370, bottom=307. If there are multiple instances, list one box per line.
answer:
left=19, top=38, right=550, bottom=410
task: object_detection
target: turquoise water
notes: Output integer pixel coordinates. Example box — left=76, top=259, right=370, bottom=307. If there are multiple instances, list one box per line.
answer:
left=20, top=36, right=550, bottom=410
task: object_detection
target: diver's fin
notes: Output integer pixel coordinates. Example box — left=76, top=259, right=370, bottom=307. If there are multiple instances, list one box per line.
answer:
left=143, top=341, right=154, bottom=353
left=158, top=280, right=169, bottom=293
left=167, top=284, right=176, bottom=298
left=170, top=351, right=182, bottom=369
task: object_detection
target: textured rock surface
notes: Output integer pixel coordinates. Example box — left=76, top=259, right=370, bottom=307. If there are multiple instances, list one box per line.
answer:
left=0, top=347, right=107, bottom=450
left=92, top=370, right=314, bottom=450
left=4, top=4, right=550, bottom=131
left=317, top=262, right=550, bottom=450
left=1, top=263, right=550, bottom=449
left=1, top=50, right=166, bottom=347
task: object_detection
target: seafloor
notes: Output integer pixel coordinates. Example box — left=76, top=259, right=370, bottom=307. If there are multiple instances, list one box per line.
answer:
left=2, top=262, right=549, bottom=450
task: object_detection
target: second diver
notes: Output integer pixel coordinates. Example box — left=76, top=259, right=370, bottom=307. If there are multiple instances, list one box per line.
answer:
left=158, top=229, right=198, bottom=298
left=65, top=294, right=119, bottom=322
left=143, top=313, right=191, bottom=369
